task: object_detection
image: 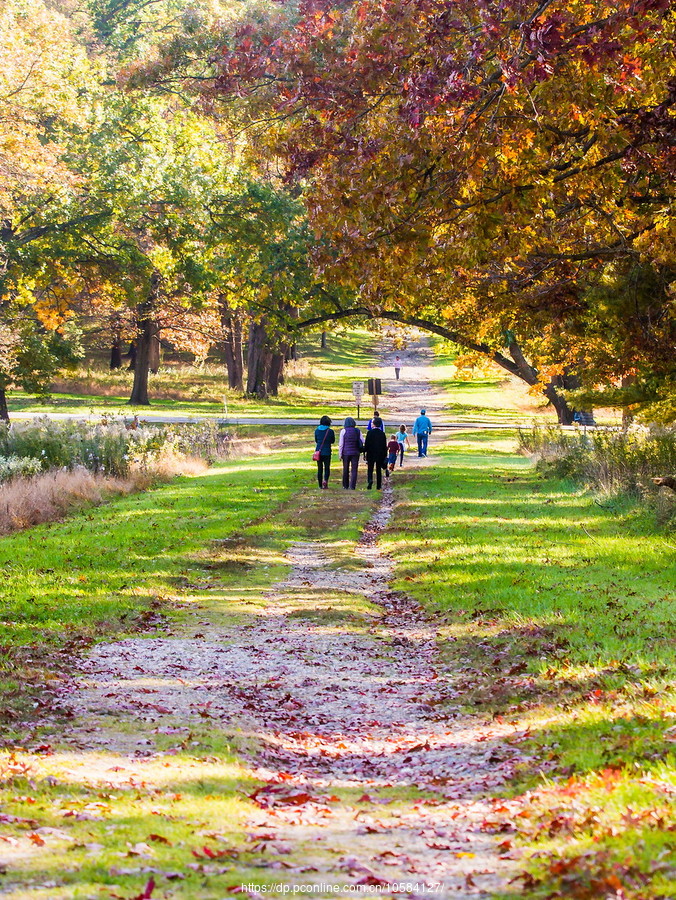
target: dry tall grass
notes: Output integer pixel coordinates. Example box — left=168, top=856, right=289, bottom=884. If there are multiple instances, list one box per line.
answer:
left=0, top=456, right=207, bottom=535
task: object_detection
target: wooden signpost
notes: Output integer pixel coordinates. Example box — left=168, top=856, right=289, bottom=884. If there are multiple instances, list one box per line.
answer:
left=367, top=378, right=382, bottom=411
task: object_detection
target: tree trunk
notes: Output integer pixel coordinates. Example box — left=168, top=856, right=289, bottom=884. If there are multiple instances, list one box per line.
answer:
left=110, top=334, right=122, bottom=370
left=621, top=374, right=636, bottom=427
left=504, top=336, right=576, bottom=424
left=219, top=299, right=244, bottom=390
left=232, top=315, right=243, bottom=389
left=543, top=380, right=576, bottom=424
left=129, top=274, right=160, bottom=406
left=320, top=330, right=327, bottom=349
left=246, top=319, right=271, bottom=397
left=148, top=332, right=161, bottom=374
left=0, top=386, right=9, bottom=423
left=268, top=352, right=285, bottom=396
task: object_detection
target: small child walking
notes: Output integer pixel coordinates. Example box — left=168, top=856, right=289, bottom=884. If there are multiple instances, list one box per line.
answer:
left=387, top=435, right=400, bottom=473
left=396, top=425, right=410, bottom=466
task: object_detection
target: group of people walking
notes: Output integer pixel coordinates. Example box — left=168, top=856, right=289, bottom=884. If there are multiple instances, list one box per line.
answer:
left=313, top=409, right=433, bottom=490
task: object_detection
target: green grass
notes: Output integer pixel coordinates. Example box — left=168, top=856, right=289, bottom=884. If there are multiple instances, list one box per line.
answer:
left=0, top=453, right=302, bottom=720
left=382, top=432, right=676, bottom=898
left=7, top=328, right=381, bottom=421
left=0, top=442, right=382, bottom=899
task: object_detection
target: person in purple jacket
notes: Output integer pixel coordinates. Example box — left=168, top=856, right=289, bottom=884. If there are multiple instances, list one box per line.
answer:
left=338, top=416, right=363, bottom=490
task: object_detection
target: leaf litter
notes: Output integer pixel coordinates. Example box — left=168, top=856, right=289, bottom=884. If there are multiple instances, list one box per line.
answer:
left=28, top=474, right=529, bottom=900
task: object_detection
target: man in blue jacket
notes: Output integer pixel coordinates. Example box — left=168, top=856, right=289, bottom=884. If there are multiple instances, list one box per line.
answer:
left=412, top=409, right=433, bottom=457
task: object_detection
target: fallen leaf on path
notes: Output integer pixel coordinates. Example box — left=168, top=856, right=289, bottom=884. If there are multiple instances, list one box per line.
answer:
left=186, top=862, right=233, bottom=875
left=340, top=856, right=377, bottom=876
left=147, top=833, right=171, bottom=845
left=133, top=878, right=156, bottom=900
left=126, top=842, right=155, bottom=858
left=192, top=845, right=239, bottom=860
left=248, top=783, right=337, bottom=809
left=0, top=813, right=38, bottom=826
left=355, top=875, right=391, bottom=887
left=357, top=793, right=393, bottom=804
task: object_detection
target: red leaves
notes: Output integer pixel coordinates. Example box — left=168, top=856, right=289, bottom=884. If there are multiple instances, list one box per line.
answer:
left=134, top=879, right=156, bottom=900
left=116, top=879, right=155, bottom=900
left=248, top=781, right=338, bottom=809
left=191, top=845, right=239, bottom=860
left=340, top=855, right=390, bottom=886
left=513, top=851, right=641, bottom=899
left=0, top=813, right=38, bottom=826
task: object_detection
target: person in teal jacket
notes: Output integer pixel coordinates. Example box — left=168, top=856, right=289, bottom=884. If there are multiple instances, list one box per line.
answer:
left=412, top=409, right=433, bottom=457
left=314, top=415, right=335, bottom=488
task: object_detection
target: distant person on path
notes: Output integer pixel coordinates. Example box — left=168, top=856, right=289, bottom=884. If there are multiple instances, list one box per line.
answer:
left=364, top=418, right=388, bottom=489
left=413, top=408, right=433, bottom=457
left=387, top=435, right=400, bottom=473
left=339, top=416, right=363, bottom=490
left=396, top=424, right=410, bottom=466
left=394, top=355, right=403, bottom=380
left=367, top=410, right=385, bottom=431
left=314, top=415, right=335, bottom=489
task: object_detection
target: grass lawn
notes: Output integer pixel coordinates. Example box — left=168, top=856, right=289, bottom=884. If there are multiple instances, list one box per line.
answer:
left=2, top=426, right=671, bottom=896
left=6, top=326, right=569, bottom=426
left=0, top=443, right=381, bottom=899
left=6, top=328, right=381, bottom=421
left=383, top=432, right=676, bottom=898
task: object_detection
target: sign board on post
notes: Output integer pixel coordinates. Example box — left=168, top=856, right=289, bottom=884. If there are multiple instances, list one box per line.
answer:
left=352, top=381, right=365, bottom=418
left=367, top=377, right=382, bottom=411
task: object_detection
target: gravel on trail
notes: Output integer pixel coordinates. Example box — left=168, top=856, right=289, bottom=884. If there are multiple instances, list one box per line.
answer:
left=67, top=478, right=525, bottom=898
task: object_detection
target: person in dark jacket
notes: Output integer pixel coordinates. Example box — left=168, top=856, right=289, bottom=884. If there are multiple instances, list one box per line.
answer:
left=364, top=417, right=388, bottom=489
left=339, top=416, right=363, bottom=490
left=314, top=415, right=335, bottom=489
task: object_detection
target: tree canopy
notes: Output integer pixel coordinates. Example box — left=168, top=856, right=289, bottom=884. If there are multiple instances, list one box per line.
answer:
left=0, top=0, right=673, bottom=421
left=195, top=0, right=676, bottom=421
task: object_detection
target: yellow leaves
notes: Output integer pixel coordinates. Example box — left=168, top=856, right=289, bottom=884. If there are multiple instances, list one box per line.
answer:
left=497, top=145, right=519, bottom=165
left=0, top=0, right=92, bottom=214
left=35, top=305, right=65, bottom=331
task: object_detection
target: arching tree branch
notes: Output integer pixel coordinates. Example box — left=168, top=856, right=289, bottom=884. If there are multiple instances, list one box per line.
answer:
left=295, top=306, right=525, bottom=379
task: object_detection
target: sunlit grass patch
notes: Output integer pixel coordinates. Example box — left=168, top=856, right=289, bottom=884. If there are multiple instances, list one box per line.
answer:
left=0, top=453, right=310, bottom=723
left=0, top=742, right=261, bottom=900
left=7, top=328, right=381, bottom=422
left=385, top=431, right=676, bottom=898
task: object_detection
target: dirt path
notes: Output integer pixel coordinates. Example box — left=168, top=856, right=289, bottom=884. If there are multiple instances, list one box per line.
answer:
left=55, top=478, right=522, bottom=898
left=373, top=333, right=449, bottom=424
left=0, top=338, right=524, bottom=899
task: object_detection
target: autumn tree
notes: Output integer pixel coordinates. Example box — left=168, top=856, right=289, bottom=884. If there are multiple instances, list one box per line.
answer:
left=194, top=0, right=676, bottom=422
left=0, top=0, right=107, bottom=419
left=203, top=179, right=338, bottom=396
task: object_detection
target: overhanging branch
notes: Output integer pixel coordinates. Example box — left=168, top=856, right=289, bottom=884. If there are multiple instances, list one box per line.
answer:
left=295, top=306, right=524, bottom=379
